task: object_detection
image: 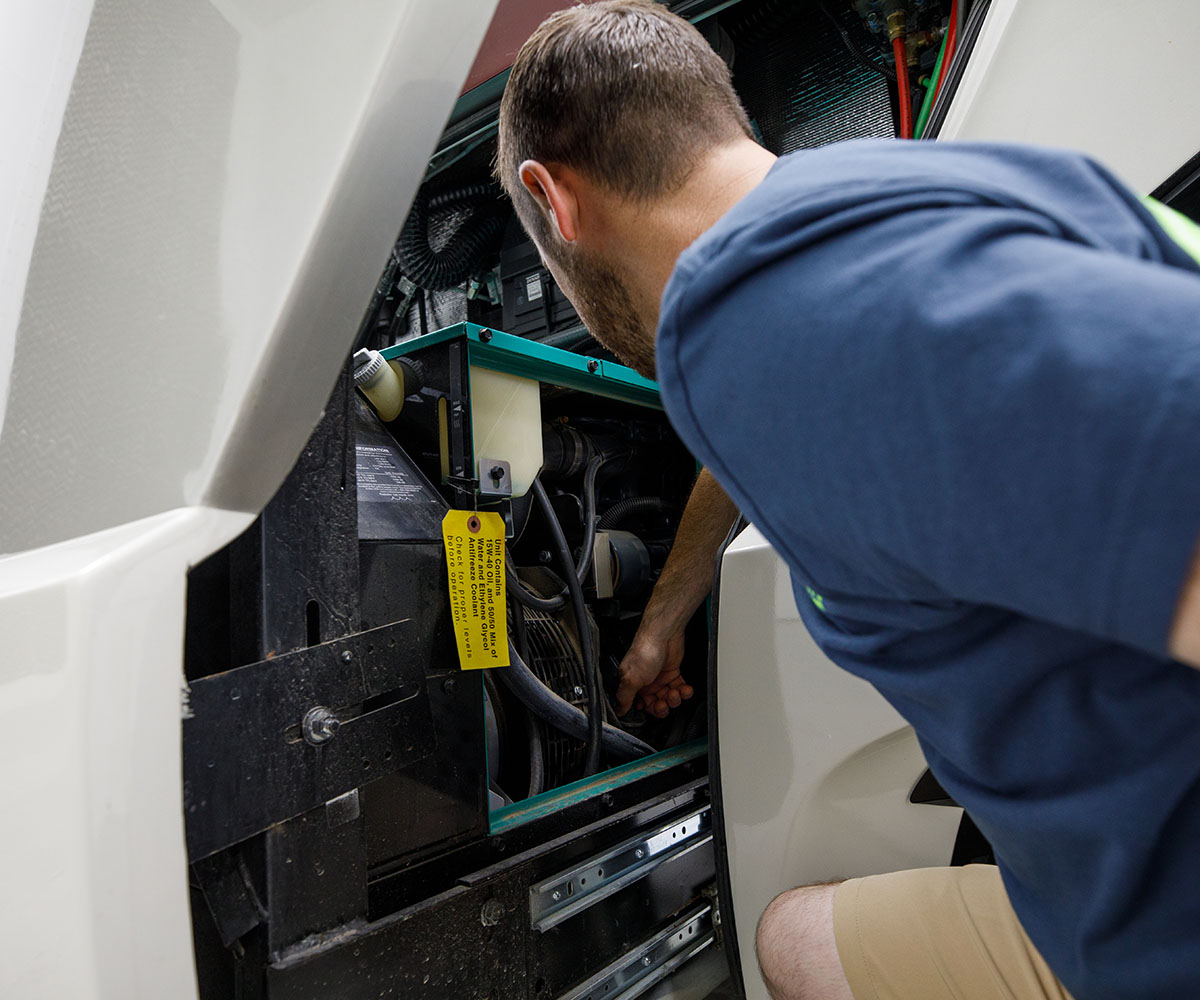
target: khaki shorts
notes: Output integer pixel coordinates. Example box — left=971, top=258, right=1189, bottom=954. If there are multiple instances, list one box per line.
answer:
left=832, top=865, right=1073, bottom=1000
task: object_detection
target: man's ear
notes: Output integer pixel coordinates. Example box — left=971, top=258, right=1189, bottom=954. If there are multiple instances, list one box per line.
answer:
left=518, top=160, right=579, bottom=243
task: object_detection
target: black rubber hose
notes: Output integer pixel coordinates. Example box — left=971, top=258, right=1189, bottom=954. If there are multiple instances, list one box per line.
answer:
left=506, top=553, right=568, bottom=611
left=506, top=459, right=605, bottom=609
left=525, top=710, right=546, bottom=798
left=397, top=185, right=507, bottom=290
left=597, top=497, right=669, bottom=530
left=534, top=479, right=604, bottom=775
left=499, top=637, right=654, bottom=759
left=574, top=456, right=605, bottom=584
left=509, top=598, right=546, bottom=798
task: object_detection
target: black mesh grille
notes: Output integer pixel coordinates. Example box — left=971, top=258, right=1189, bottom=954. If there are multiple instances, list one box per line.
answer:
left=728, top=1, right=895, bottom=155
left=524, top=610, right=589, bottom=785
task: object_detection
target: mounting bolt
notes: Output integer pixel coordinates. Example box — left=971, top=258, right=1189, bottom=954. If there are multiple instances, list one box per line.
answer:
left=635, top=848, right=645, bottom=859
left=479, top=328, right=493, bottom=342
left=586, top=359, right=599, bottom=373
left=642, top=956, right=652, bottom=967
left=340, top=650, right=354, bottom=663
left=538, top=550, right=553, bottom=564
left=480, top=899, right=505, bottom=926
left=573, top=685, right=584, bottom=697
left=302, top=706, right=341, bottom=746
left=551, top=890, right=562, bottom=902
left=443, top=677, right=457, bottom=695
left=489, top=465, right=505, bottom=483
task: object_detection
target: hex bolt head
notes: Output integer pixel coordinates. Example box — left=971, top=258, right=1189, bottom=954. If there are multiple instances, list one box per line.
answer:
left=635, top=848, right=645, bottom=859
left=302, top=706, right=340, bottom=746
left=443, top=677, right=457, bottom=695
left=489, top=465, right=505, bottom=483
left=573, top=685, right=584, bottom=697
left=340, top=650, right=354, bottom=663
left=479, top=328, right=493, bottom=342
left=538, top=550, right=553, bottom=564
left=642, top=956, right=652, bottom=967
left=587, top=359, right=599, bottom=373
left=480, top=899, right=505, bottom=926
left=551, top=890, right=562, bottom=902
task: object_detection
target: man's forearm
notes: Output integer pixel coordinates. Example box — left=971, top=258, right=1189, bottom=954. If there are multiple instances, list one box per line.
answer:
left=640, top=468, right=739, bottom=638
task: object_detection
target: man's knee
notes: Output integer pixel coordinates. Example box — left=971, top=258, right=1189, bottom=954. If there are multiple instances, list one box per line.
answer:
left=755, top=883, right=853, bottom=1000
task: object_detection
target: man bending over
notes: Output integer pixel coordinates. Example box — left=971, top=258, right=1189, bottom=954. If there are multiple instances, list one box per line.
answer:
left=495, top=3, right=1200, bottom=997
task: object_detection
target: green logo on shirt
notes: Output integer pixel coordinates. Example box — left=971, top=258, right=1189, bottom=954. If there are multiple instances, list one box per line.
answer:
left=805, top=586, right=826, bottom=612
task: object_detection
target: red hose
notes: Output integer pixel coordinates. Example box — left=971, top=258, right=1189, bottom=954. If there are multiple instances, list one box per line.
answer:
left=934, top=1, right=958, bottom=95
left=893, top=35, right=912, bottom=139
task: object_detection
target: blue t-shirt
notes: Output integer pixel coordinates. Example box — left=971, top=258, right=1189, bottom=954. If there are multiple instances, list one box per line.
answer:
left=656, top=139, right=1200, bottom=1000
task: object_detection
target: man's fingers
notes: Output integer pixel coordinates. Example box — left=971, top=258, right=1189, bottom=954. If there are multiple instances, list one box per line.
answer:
left=615, top=676, right=639, bottom=715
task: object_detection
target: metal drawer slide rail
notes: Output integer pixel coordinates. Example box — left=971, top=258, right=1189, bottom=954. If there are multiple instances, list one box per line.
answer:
left=529, top=807, right=712, bottom=931
left=557, top=902, right=715, bottom=1000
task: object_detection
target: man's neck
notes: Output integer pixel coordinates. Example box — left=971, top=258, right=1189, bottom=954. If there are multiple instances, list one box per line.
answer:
left=600, top=139, right=778, bottom=329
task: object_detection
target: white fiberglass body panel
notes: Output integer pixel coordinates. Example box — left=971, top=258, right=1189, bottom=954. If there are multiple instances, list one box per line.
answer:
left=0, top=508, right=254, bottom=998
left=716, top=527, right=962, bottom=1000
left=0, top=0, right=496, bottom=996
left=939, top=0, right=1200, bottom=192
left=0, top=0, right=496, bottom=556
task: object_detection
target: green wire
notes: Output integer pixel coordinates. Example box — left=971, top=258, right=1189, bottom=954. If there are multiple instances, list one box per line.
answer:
left=914, top=27, right=950, bottom=140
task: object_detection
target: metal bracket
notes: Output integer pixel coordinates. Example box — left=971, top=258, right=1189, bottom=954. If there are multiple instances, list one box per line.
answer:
left=529, top=807, right=712, bottom=931
left=183, top=618, right=436, bottom=860
left=556, top=902, right=715, bottom=1000
left=478, top=456, right=511, bottom=497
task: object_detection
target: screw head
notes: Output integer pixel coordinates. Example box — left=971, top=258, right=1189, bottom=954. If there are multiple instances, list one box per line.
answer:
left=443, top=677, right=457, bottom=695
left=489, top=465, right=505, bottom=483
left=635, top=848, right=645, bottom=859
left=340, top=649, right=354, bottom=663
left=538, top=550, right=553, bottom=564
left=480, top=899, right=505, bottom=926
left=642, top=956, right=652, bottom=967
left=479, top=328, right=493, bottom=342
left=573, top=685, right=584, bottom=697
left=551, top=890, right=562, bottom=902
left=586, top=359, right=599, bottom=373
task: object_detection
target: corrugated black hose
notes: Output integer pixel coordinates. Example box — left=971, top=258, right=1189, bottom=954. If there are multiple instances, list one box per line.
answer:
left=397, top=184, right=508, bottom=291
left=597, top=496, right=668, bottom=530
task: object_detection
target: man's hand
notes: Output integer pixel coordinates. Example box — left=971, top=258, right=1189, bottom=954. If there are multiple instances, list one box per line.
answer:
left=616, top=628, right=692, bottom=717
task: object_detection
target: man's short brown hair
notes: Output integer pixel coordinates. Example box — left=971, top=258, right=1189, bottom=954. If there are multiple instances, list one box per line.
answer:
left=496, top=0, right=753, bottom=220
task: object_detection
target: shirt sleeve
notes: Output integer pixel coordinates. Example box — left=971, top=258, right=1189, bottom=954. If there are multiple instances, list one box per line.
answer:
left=658, top=194, right=1200, bottom=657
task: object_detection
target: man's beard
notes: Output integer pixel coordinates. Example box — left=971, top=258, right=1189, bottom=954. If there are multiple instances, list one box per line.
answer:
left=554, top=247, right=658, bottom=380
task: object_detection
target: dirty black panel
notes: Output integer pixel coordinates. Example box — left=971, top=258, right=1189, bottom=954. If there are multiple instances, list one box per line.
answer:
left=192, top=849, right=267, bottom=948
left=355, top=401, right=448, bottom=541
left=267, top=879, right=529, bottom=1000
left=264, top=798, right=369, bottom=956
left=268, top=783, right=713, bottom=1000
left=258, top=366, right=360, bottom=654
left=359, top=541, right=488, bottom=867
left=184, top=619, right=435, bottom=860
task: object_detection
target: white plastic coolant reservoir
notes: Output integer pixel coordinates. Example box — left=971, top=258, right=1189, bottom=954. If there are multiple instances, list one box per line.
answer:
left=469, top=366, right=543, bottom=498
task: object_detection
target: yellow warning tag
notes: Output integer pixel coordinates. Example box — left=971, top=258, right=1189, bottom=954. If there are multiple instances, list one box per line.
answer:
left=442, top=510, right=509, bottom=670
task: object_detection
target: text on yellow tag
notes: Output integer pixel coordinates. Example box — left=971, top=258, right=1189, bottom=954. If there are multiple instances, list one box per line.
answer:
left=442, top=510, right=509, bottom=670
